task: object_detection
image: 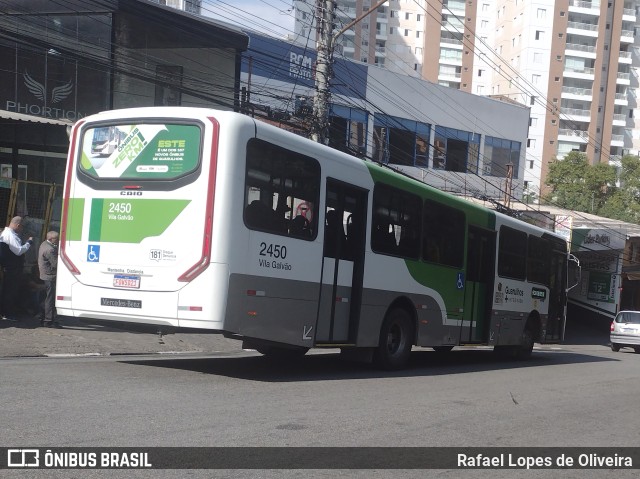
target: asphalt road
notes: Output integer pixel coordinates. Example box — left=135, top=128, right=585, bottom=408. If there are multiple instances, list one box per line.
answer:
left=2, top=329, right=639, bottom=479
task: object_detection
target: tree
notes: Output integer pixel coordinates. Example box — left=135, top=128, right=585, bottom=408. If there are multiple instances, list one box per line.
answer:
left=544, top=151, right=616, bottom=213
left=599, top=155, right=640, bottom=224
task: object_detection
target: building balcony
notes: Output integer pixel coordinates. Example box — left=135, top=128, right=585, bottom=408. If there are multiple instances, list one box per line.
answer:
left=565, top=43, right=597, bottom=58
left=439, top=56, right=463, bottom=65
left=438, top=72, right=462, bottom=82
left=618, top=51, right=632, bottom=64
left=612, top=113, right=627, bottom=126
left=563, top=65, right=595, bottom=80
left=617, top=72, right=631, bottom=85
left=440, top=36, right=463, bottom=47
left=615, top=92, right=629, bottom=105
left=560, top=107, right=591, bottom=121
left=375, top=46, right=386, bottom=57
left=622, top=8, right=636, bottom=21
left=620, top=30, right=635, bottom=43
left=566, top=21, right=599, bottom=37
left=568, top=0, right=600, bottom=15
left=442, top=20, right=465, bottom=31
left=445, top=1, right=466, bottom=15
left=561, top=86, right=593, bottom=100
left=611, top=134, right=624, bottom=146
left=558, top=129, right=589, bottom=143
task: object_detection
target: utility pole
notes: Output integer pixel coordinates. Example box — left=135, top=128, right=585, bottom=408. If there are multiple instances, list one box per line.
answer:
left=503, top=163, right=513, bottom=209
left=310, top=0, right=334, bottom=143
left=310, top=0, right=388, bottom=144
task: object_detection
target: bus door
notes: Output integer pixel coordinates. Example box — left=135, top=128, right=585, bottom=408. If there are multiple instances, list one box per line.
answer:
left=315, top=179, right=367, bottom=345
left=545, top=248, right=568, bottom=342
left=462, top=226, right=496, bottom=343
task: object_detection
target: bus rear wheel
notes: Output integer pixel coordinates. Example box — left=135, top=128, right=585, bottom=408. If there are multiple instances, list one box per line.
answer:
left=374, top=308, right=414, bottom=370
left=514, top=322, right=535, bottom=360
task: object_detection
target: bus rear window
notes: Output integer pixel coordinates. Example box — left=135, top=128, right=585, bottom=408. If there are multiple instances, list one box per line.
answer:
left=78, top=122, right=202, bottom=181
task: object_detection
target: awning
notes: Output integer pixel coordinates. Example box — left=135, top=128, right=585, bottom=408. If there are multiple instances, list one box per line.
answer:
left=0, top=109, right=73, bottom=126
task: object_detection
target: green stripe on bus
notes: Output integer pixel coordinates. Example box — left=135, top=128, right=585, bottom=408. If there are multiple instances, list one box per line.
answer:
left=88, top=198, right=191, bottom=243
left=89, top=198, right=105, bottom=241
left=66, top=198, right=85, bottom=241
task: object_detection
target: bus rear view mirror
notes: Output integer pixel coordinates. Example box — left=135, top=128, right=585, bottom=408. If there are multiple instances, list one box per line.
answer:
left=567, top=254, right=581, bottom=291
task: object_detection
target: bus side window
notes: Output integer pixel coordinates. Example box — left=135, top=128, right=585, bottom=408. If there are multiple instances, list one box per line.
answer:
left=244, top=139, right=320, bottom=240
left=423, top=199, right=464, bottom=268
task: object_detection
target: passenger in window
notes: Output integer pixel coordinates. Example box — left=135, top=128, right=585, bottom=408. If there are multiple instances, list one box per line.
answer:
left=372, top=220, right=396, bottom=253
left=289, top=215, right=311, bottom=238
left=245, top=199, right=275, bottom=231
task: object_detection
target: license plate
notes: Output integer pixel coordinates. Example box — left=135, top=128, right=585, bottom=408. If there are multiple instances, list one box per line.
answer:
left=113, top=274, right=140, bottom=289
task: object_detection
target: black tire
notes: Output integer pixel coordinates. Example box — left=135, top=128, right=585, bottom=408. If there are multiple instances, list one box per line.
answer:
left=433, top=346, right=454, bottom=354
left=374, top=308, right=414, bottom=370
left=514, top=322, right=535, bottom=360
left=256, top=345, right=309, bottom=359
left=493, top=345, right=516, bottom=359
left=611, top=343, right=621, bottom=352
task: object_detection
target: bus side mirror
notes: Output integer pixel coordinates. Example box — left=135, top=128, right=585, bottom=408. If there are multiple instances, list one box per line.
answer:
left=567, top=254, right=580, bottom=291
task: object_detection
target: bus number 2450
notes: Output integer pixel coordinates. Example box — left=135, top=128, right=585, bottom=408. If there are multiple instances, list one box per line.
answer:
left=259, top=242, right=287, bottom=259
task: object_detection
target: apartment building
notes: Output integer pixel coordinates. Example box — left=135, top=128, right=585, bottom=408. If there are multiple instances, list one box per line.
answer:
left=293, top=0, right=640, bottom=200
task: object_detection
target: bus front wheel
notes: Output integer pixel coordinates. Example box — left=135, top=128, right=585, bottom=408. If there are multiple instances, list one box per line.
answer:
left=374, top=308, right=414, bottom=370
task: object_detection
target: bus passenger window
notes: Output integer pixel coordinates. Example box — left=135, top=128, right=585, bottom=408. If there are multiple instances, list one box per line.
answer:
left=244, top=139, right=320, bottom=240
left=371, top=183, right=421, bottom=258
left=497, top=226, right=527, bottom=279
left=422, top=199, right=464, bottom=268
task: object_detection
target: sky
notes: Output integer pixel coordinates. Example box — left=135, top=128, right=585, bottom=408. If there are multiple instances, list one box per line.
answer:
left=202, top=0, right=296, bottom=39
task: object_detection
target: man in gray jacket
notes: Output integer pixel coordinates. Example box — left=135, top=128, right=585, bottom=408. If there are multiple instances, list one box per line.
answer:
left=38, top=231, right=60, bottom=328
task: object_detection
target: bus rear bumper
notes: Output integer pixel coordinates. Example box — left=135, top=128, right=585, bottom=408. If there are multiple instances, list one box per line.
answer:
left=55, top=263, right=229, bottom=331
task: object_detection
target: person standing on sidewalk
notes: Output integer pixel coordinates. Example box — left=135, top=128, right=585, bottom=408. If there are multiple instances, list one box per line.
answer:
left=38, top=231, right=60, bottom=328
left=0, top=216, right=33, bottom=321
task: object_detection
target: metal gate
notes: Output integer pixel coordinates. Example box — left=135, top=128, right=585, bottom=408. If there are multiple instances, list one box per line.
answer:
left=0, top=178, right=62, bottom=267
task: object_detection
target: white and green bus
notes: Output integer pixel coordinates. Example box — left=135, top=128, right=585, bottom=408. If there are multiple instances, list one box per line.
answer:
left=58, top=107, right=579, bottom=369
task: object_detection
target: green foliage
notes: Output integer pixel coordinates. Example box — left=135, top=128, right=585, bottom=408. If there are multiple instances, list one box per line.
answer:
left=545, top=153, right=640, bottom=224
left=598, top=155, right=640, bottom=224
left=544, top=151, right=616, bottom=213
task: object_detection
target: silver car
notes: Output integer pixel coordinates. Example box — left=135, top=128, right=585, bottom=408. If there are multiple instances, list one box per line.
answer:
left=610, top=311, right=640, bottom=353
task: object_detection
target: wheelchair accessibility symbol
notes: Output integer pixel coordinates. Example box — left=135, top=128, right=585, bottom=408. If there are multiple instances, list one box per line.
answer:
left=456, top=272, right=464, bottom=290
left=87, top=245, right=100, bottom=262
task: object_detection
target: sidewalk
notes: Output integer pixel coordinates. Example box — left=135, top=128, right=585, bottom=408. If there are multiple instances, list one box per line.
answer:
left=0, top=313, right=609, bottom=359
left=0, top=313, right=241, bottom=358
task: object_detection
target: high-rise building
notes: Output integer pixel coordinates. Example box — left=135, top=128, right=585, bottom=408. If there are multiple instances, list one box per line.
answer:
left=293, top=0, right=640, bottom=200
